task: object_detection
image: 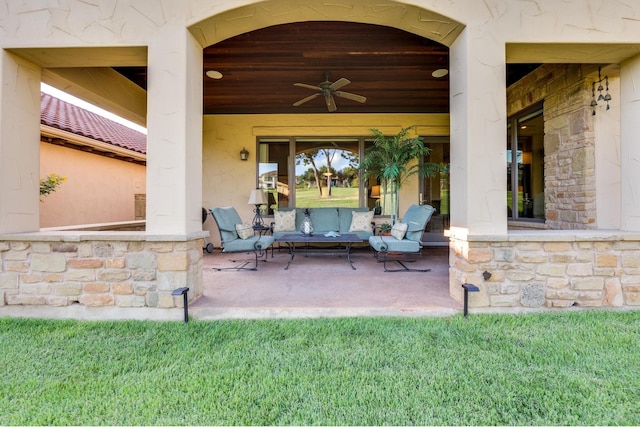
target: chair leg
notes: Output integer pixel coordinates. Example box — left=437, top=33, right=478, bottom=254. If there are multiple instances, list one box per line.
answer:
left=377, top=250, right=432, bottom=273
left=213, top=250, right=266, bottom=271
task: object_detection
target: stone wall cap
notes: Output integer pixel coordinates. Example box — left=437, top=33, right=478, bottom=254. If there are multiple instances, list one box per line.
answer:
left=41, top=220, right=146, bottom=232
left=462, top=229, right=640, bottom=242
left=0, top=231, right=209, bottom=242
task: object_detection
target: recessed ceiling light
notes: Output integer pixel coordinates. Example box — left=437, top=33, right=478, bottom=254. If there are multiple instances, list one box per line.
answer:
left=431, top=68, right=449, bottom=78
left=206, top=70, right=223, bottom=79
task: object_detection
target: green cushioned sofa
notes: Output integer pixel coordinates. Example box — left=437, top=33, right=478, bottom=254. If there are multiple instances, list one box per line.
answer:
left=271, top=207, right=375, bottom=241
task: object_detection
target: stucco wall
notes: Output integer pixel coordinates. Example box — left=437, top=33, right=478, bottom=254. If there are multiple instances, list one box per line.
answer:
left=202, top=113, right=449, bottom=247
left=4, top=0, right=640, bottom=236
left=40, top=142, right=146, bottom=228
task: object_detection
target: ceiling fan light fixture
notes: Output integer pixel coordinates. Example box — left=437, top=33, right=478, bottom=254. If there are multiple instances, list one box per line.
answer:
left=206, top=70, right=223, bottom=79
left=292, top=72, right=366, bottom=112
left=432, top=68, right=449, bottom=78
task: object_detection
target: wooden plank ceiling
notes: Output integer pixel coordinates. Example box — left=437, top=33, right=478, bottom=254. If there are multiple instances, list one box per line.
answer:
left=203, top=21, right=450, bottom=114
left=114, top=21, right=536, bottom=115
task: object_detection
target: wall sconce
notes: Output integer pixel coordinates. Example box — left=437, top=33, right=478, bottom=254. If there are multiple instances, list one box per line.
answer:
left=591, top=67, right=612, bottom=115
left=240, top=147, right=249, bottom=161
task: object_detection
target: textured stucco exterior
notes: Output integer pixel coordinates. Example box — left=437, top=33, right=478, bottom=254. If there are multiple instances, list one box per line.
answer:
left=40, top=142, right=146, bottom=228
left=2, top=0, right=640, bottom=314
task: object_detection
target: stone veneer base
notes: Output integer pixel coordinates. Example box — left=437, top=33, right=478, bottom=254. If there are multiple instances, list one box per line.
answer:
left=448, top=228, right=640, bottom=309
left=0, top=231, right=205, bottom=312
left=3, top=229, right=640, bottom=319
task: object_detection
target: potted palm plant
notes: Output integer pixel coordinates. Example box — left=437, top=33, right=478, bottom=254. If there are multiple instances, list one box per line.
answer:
left=360, top=126, right=444, bottom=224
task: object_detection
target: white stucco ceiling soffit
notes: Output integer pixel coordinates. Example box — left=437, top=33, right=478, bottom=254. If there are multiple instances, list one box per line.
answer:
left=5, top=46, right=148, bottom=68
left=4, top=47, right=148, bottom=128
left=506, top=43, right=640, bottom=64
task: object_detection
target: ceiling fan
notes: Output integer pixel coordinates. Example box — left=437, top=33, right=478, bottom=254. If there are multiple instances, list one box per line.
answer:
left=293, top=72, right=367, bottom=112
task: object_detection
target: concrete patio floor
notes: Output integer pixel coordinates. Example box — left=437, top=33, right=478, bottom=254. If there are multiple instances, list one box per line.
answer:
left=190, top=246, right=462, bottom=320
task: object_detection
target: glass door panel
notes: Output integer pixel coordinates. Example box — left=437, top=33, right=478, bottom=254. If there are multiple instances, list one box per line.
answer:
left=507, top=106, right=544, bottom=221
left=420, top=138, right=450, bottom=246
left=294, top=138, right=360, bottom=208
left=258, top=139, right=290, bottom=215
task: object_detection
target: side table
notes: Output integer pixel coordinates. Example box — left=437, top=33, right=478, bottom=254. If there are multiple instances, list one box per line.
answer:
left=252, top=224, right=271, bottom=236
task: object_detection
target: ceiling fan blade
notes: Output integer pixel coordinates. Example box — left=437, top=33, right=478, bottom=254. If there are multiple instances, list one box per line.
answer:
left=294, top=83, right=322, bottom=91
left=335, top=91, right=367, bottom=103
left=293, top=93, right=321, bottom=106
left=329, top=77, right=350, bottom=91
left=326, top=94, right=337, bottom=112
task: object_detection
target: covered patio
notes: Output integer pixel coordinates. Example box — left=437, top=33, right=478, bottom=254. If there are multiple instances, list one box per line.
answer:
left=4, top=1, right=640, bottom=319
left=190, top=247, right=460, bottom=320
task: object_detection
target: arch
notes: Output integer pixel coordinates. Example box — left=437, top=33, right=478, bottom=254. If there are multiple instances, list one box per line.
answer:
left=188, top=0, right=465, bottom=48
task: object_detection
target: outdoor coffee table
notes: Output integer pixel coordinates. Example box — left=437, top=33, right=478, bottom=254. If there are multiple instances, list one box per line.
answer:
left=275, top=233, right=364, bottom=270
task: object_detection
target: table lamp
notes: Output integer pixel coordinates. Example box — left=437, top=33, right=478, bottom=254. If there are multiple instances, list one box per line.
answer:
left=370, top=185, right=381, bottom=214
left=248, top=189, right=267, bottom=227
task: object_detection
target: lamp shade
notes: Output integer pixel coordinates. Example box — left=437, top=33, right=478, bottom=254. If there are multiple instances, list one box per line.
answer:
left=248, top=189, right=267, bottom=205
left=370, top=185, right=381, bottom=198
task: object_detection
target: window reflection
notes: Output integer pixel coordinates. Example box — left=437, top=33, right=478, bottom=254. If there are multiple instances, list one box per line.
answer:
left=259, top=137, right=362, bottom=210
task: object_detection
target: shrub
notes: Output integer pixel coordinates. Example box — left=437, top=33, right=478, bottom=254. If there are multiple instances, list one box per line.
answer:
left=39, top=173, right=66, bottom=198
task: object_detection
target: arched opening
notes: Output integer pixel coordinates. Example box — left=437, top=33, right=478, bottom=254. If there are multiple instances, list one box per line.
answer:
left=190, top=2, right=463, bottom=313
left=197, top=18, right=455, bottom=246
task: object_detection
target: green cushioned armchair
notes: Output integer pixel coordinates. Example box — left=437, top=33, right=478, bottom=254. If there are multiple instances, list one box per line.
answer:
left=368, top=204, right=435, bottom=272
left=210, top=206, right=275, bottom=270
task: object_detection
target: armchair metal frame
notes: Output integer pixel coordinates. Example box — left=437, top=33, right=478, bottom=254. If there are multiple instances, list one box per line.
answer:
left=373, top=242, right=432, bottom=272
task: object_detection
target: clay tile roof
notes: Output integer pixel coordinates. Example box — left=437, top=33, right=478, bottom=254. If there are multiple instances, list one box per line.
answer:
left=40, top=92, right=146, bottom=154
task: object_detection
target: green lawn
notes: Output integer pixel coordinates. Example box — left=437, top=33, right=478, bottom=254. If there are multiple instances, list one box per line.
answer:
left=295, top=186, right=359, bottom=208
left=1, top=311, right=639, bottom=425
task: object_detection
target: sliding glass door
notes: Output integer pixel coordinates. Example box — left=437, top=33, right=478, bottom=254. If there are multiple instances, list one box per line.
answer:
left=420, top=137, right=450, bottom=246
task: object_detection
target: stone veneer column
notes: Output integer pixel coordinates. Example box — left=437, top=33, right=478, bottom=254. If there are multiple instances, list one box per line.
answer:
left=146, top=23, right=203, bottom=235
left=620, top=54, right=640, bottom=231
left=0, top=51, right=41, bottom=233
left=449, top=28, right=507, bottom=235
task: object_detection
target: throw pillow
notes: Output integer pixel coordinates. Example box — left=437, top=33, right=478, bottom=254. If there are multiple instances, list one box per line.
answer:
left=273, top=209, right=296, bottom=232
left=391, top=222, right=408, bottom=240
left=235, top=223, right=254, bottom=240
left=349, top=210, right=374, bottom=232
